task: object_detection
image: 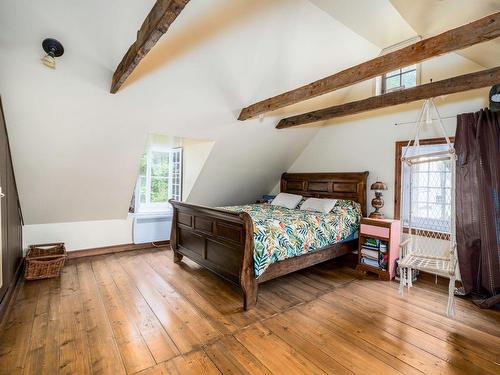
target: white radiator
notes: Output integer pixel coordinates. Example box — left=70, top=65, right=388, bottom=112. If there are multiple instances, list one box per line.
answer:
left=132, top=214, right=172, bottom=244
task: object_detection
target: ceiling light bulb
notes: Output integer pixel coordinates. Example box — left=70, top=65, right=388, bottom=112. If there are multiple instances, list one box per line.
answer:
left=41, top=53, right=56, bottom=69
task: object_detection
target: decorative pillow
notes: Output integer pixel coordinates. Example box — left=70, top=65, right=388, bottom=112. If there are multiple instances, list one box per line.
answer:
left=271, top=193, right=303, bottom=209
left=300, top=198, right=338, bottom=214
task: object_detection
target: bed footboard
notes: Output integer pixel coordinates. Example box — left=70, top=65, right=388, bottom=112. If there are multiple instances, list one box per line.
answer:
left=169, top=200, right=257, bottom=310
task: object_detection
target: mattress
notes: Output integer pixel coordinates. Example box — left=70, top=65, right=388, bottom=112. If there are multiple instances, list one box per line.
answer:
left=222, top=199, right=361, bottom=277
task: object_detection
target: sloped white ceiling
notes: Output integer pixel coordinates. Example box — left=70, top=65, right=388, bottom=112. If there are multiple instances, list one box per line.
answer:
left=309, top=0, right=417, bottom=48
left=0, top=0, right=380, bottom=224
left=390, top=0, right=500, bottom=68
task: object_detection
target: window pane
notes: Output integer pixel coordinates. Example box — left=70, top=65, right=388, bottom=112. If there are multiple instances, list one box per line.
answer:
left=416, top=162, right=428, bottom=173
left=385, top=75, right=401, bottom=91
left=429, top=188, right=442, bottom=203
left=428, top=172, right=441, bottom=187
left=151, top=152, right=169, bottom=177
left=445, top=205, right=451, bottom=218
left=401, top=141, right=455, bottom=233
left=139, top=176, right=147, bottom=204
left=415, top=203, right=428, bottom=217
left=139, top=154, right=147, bottom=176
left=416, top=188, right=427, bottom=202
left=427, top=203, right=442, bottom=219
left=430, top=160, right=445, bottom=172
left=151, top=177, right=168, bottom=203
left=133, top=147, right=182, bottom=212
left=414, top=172, right=428, bottom=187
left=401, top=70, right=416, bottom=88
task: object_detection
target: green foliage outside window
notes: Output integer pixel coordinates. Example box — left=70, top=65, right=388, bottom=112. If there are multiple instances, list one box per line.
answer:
left=138, top=151, right=170, bottom=204
left=151, top=178, right=168, bottom=203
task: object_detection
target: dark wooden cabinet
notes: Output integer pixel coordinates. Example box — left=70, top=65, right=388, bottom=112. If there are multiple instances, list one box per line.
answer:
left=0, top=97, right=23, bottom=307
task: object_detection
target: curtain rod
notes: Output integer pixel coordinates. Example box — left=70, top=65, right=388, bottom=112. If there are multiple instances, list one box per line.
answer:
left=394, top=115, right=456, bottom=126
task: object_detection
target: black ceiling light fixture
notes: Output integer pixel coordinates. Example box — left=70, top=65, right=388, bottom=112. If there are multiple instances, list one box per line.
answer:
left=490, top=84, right=500, bottom=112
left=41, top=38, right=64, bottom=69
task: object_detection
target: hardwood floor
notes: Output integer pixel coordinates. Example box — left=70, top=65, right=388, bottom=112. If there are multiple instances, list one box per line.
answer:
left=0, top=248, right=499, bottom=375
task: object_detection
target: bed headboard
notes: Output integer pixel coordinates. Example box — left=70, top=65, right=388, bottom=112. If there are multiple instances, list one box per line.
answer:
left=280, top=172, right=369, bottom=216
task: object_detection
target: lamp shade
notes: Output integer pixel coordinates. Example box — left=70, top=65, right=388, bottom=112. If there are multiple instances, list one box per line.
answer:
left=370, top=181, right=387, bottom=191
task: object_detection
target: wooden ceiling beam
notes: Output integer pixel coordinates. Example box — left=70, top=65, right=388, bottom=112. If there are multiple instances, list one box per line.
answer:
left=276, top=66, right=500, bottom=129
left=110, top=0, right=191, bottom=94
left=239, top=12, right=500, bottom=120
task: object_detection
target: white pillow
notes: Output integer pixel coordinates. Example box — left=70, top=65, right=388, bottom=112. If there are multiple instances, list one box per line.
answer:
left=300, top=198, right=337, bottom=214
left=271, top=193, right=303, bottom=209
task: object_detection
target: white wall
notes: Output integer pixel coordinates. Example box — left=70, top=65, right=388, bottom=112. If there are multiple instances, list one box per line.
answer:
left=288, top=53, right=489, bottom=218
left=23, top=218, right=133, bottom=253
left=182, top=139, right=215, bottom=200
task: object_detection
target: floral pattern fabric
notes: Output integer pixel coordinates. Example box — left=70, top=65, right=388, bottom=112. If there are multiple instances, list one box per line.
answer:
left=221, top=200, right=362, bottom=278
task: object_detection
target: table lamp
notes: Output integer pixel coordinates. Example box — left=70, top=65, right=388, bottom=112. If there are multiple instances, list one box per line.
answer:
left=369, top=181, right=388, bottom=219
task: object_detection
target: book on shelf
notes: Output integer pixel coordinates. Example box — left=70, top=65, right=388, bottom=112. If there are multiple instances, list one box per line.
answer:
left=360, top=236, right=389, bottom=270
left=360, top=255, right=388, bottom=270
left=362, top=238, right=387, bottom=252
left=360, top=248, right=379, bottom=259
left=361, top=257, right=379, bottom=268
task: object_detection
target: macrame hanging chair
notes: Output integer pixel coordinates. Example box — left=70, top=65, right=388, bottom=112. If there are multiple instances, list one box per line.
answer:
left=398, top=98, right=458, bottom=318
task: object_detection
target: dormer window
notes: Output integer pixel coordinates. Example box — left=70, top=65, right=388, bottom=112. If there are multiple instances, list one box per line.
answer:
left=374, top=37, right=421, bottom=96
left=133, top=147, right=182, bottom=214
left=381, top=64, right=417, bottom=94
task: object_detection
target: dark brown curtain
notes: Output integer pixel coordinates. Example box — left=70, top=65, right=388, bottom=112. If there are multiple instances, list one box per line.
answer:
left=455, top=109, right=500, bottom=308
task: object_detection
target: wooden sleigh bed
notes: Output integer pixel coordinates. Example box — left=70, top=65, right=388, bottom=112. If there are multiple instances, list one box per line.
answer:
left=169, top=172, right=368, bottom=310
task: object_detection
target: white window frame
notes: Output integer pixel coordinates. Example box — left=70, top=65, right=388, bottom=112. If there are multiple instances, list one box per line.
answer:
left=374, top=37, right=422, bottom=96
left=381, top=65, right=418, bottom=94
left=134, top=147, right=182, bottom=214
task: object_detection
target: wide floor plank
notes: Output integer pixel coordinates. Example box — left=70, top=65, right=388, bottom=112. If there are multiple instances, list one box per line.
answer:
left=203, top=336, right=272, bottom=375
left=103, top=255, right=180, bottom=363
left=76, top=260, right=127, bottom=375
left=0, top=281, right=40, bottom=375
left=92, top=257, right=156, bottom=374
left=234, top=323, right=327, bottom=375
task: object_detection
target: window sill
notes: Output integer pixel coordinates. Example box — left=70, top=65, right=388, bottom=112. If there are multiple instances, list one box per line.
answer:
left=130, top=211, right=173, bottom=219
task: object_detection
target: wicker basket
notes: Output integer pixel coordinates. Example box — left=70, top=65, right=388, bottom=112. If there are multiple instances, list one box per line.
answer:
left=25, top=242, right=67, bottom=280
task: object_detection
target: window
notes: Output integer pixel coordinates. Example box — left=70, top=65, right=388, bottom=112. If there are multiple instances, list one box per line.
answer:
left=395, top=138, right=454, bottom=234
left=374, top=37, right=421, bottom=96
left=134, top=148, right=182, bottom=213
left=382, top=65, right=417, bottom=93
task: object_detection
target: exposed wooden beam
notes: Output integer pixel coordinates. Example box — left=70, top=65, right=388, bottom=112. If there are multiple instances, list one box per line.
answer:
left=110, top=0, right=191, bottom=94
left=276, top=67, right=500, bottom=129
left=239, top=12, right=500, bottom=120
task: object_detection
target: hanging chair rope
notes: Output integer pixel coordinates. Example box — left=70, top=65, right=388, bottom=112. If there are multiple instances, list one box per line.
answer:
left=398, top=98, right=458, bottom=318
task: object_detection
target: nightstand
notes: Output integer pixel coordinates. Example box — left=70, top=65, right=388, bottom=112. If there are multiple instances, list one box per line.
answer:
left=356, top=218, right=400, bottom=280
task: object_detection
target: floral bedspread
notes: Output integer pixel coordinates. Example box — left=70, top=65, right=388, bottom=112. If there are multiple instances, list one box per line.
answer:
left=221, top=200, right=361, bottom=277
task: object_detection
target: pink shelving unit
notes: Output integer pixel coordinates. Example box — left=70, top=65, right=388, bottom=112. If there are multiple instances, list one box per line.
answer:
left=356, top=218, right=401, bottom=280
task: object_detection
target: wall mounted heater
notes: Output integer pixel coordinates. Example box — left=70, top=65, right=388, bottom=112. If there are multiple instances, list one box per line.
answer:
left=132, top=214, right=172, bottom=244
